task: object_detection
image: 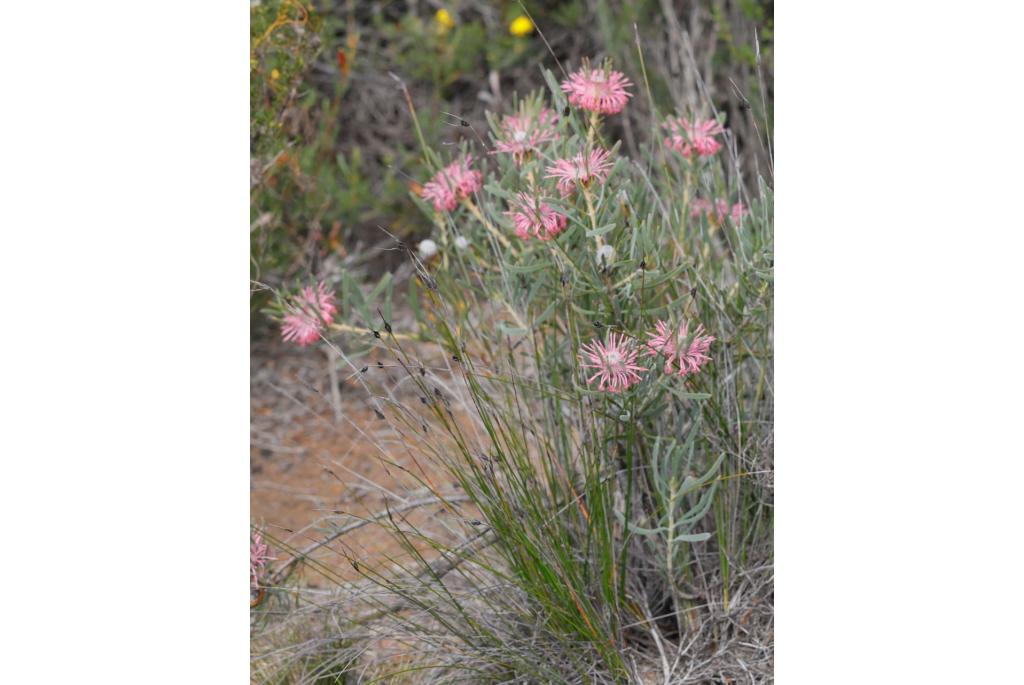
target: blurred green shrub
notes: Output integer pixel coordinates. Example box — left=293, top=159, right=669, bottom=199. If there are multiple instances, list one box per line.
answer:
left=250, top=0, right=321, bottom=158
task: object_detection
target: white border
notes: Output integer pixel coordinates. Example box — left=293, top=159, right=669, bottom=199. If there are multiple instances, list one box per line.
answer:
left=2, top=1, right=248, bottom=681
left=778, top=2, right=1024, bottom=682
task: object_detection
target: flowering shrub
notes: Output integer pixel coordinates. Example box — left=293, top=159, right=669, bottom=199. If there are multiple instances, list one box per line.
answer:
left=390, top=61, right=764, bottom=403
left=260, top=57, right=772, bottom=683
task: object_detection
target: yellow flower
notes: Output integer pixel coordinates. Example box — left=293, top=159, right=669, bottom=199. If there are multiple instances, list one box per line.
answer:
left=435, top=9, right=455, bottom=30
left=509, top=15, right=534, bottom=37
left=270, top=68, right=280, bottom=80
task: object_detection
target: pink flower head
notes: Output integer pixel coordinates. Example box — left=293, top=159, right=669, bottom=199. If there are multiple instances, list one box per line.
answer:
left=579, top=332, right=647, bottom=393
left=664, top=117, right=724, bottom=158
left=691, top=198, right=748, bottom=224
left=281, top=281, right=338, bottom=346
left=420, top=155, right=483, bottom=212
left=561, top=64, right=633, bottom=115
left=493, top=107, right=559, bottom=165
left=251, top=531, right=275, bottom=590
left=544, top=148, right=614, bottom=198
left=644, top=319, right=715, bottom=377
left=690, top=197, right=713, bottom=218
left=716, top=200, right=747, bottom=224
left=505, top=192, right=568, bottom=241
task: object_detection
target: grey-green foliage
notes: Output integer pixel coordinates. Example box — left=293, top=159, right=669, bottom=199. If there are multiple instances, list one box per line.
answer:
left=621, top=427, right=725, bottom=548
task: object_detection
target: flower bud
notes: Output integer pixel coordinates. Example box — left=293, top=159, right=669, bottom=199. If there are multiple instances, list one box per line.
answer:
left=418, top=239, right=438, bottom=259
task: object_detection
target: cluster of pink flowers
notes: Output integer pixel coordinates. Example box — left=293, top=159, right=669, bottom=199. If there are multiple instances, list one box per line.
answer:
left=664, top=117, right=724, bottom=158
left=580, top=319, right=715, bottom=393
left=493, top=107, right=560, bottom=165
left=506, top=192, right=568, bottom=241
left=544, top=148, right=614, bottom=198
left=691, top=198, right=748, bottom=224
left=509, top=146, right=614, bottom=241
left=561, top=65, right=633, bottom=115
left=280, top=281, right=338, bottom=346
left=251, top=531, right=275, bottom=591
left=420, top=155, right=484, bottom=212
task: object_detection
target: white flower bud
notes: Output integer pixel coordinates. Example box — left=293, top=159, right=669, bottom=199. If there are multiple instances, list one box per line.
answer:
left=454, top=235, right=469, bottom=250
left=596, top=243, right=616, bottom=267
left=418, top=239, right=438, bottom=259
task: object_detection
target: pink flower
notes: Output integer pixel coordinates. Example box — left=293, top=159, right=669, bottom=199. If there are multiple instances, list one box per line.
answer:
left=691, top=198, right=748, bottom=224
left=280, top=281, right=337, bottom=346
left=544, top=148, right=614, bottom=198
left=493, top=108, right=559, bottom=165
left=690, top=197, right=713, bottom=218
left=644, top=320, right=715, bottom=377
left=280, top=312, right=320, bottom=346
left=579, top=332, right=647, bottom=393
left=251, top=531, right=275, bottom=590
left=420, top=155, right=483, bottom=212
left=717, top=200, right=747, bottom=224
left=505, top=192, right=568, bottom=241
left=664, top=117, right=724, bottom=158
left=561, top=65, right=633, bottom=115
left=307, top=281, right=338, bottom=319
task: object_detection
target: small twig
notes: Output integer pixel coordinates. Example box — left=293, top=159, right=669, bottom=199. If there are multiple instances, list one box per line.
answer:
left=326, top=348, right=342, bottom=423
left=462, top=197, right=513, bottom=251
left=643, top=602, right=673, bottom=685
left=516, top=1, right=567, bottom=79
left=328, top=321, right=415, bottom=341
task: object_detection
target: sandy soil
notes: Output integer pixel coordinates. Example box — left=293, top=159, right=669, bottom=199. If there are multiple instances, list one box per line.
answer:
left=251, top=334, right=463, bottom=586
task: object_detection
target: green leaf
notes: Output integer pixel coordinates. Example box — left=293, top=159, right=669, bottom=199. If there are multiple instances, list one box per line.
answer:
left=664, top=384, right=712, bottom=402
left=343, top=272, right=371, bottom=327
left=541, top=68, right=567, bottom=110
left=585, top=223, right=617, bottom=238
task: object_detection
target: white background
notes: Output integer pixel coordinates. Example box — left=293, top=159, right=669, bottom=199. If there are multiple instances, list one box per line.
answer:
left=1, top=1, right=1022, bottom=682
